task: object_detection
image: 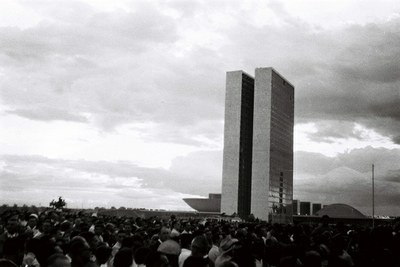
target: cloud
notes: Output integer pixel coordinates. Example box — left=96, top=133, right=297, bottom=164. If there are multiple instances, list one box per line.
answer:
left=0, top=1, right=227, bottom=147
left=8, top=108, right=88, bottom=122
left=294, top=146, right=400, bottom=215
left=0, top=150, right=223, bottom=209
left=305, top=121, right=365, bottom=143
left=295, top=20, right=400, bottom=143
left=2, top=146, right=399, bottom=215
left=1, top=0, right=399, bottom=147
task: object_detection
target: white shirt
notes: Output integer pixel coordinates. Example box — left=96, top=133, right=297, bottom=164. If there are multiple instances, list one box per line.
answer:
left=178, top=248, right=191, bottom=267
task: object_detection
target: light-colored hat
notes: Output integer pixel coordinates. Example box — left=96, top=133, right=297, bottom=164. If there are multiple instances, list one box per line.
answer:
left=157, top=240, right=181, bottom=255
left=29, top=214, right=39, bottom=220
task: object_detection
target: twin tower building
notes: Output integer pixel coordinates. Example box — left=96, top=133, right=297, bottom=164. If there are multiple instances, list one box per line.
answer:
left=221, top=67, right=294, bottom=222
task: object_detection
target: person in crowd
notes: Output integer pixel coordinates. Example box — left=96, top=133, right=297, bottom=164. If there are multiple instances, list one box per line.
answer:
left=150, top=226, right=171, bottom=251
left=170, top=221, right=181, bottom=241
left=92, top=222, right=105, bottom=243
left=94, top=244, right=112, bottom=267
left=183, top=235, right=210, bottom=267
left=0, top=214, right=26, bottom=266
left=181, top=222, right=192, bottom=235
left=26, top=214, right=41, bottom=238
left=1, top=208, right=400, bottom=267
left=134, top=247, right=150, bottom=267
left=145, top=251, right=170, bottom=267
left=113, top=248, right=133, bottom=267
left=111, top=231, right=126, bottom=258
left=178, top=233, right=192, bottom=267
left=160, top=227, right=172, bottom=244
left=208, top=229, right=222, bottom=264
left=67, top=236, right=93, bottom=267
left=157, top=239, right=180, bottom=267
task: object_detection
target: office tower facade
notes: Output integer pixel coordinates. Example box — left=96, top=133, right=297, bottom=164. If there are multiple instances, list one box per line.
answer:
left=221, top=71, right=254, bottom=218
left=221, top=67, right=294, bottom=222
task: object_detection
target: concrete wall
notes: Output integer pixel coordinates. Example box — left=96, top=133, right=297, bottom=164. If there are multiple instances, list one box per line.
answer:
left=221, top=71, right=243, bottom=215
left=251, top=68, right=273, bottom=221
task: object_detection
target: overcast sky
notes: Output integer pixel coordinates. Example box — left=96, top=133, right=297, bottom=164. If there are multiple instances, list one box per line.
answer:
left=0, top=0, right=399, bottom=216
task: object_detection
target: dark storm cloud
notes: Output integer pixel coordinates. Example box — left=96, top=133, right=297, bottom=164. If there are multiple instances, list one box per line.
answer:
left=1, top=1, right=399, bottom=146
left=296, top=21, right=400, bottom=143
left=221, top=13, right=400, bottom=143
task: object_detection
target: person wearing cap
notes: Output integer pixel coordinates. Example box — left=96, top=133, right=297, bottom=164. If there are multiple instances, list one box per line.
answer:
left=26, top=214, right=41, bottom=238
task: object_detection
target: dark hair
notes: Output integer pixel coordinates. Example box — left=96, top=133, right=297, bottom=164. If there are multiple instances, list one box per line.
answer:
left=180, top=233, right=192, bottom=249
left=191, top=235, right=210, bottom=256
left=134, top=247, right=151, bottom=265
left=95, top=244, right=112, bottom=264
left=121, top=236, right=135, bottom=248
left=114, top=248, right=133, bottom=267
left=145, top=251, right=169, bottom=267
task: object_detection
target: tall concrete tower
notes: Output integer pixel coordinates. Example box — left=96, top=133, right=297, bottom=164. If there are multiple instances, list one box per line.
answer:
left=221, top=70, right=254, bottom=218
left=221, top=67, right=294, bottom=222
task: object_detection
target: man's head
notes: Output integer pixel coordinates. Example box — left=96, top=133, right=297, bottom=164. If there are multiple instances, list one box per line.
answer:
left=159, top=226, right=171, bottom=242
left=172, top=221, right=181, bottom=231
left=191, top=235, right=210, bottom=257
left=123, top=220, right=133, bottom=234
left=68, top=236, right=91, bottom=265
left=182, top=222, right=191, bottom=233
left=41, top=220, right=53, bottom=235
left=6, top=215, right=20, bottom=234
left=94, top=223, right=104, bottom=236
left=28, top=214, right=38, bottom=228
left=117, top=230, right=127, bottom=243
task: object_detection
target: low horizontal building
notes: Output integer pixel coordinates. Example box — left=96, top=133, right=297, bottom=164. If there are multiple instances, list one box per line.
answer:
left=183, top=193, right=221, bottom=213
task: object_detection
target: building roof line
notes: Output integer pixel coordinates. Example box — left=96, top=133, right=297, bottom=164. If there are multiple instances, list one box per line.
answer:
left=227, top=70, right=254, bottom=79
left=256, top=67, right=295, bottom=88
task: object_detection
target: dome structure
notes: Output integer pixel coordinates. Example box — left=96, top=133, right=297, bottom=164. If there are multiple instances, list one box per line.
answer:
left=316, top=203, right=366, bottom=219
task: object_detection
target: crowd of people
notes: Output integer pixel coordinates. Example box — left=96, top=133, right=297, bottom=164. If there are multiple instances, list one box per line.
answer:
left=0, top=209, right=399, bottom=267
